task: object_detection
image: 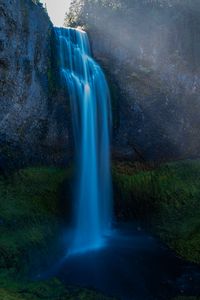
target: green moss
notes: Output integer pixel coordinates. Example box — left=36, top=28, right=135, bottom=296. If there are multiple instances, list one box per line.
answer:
left=114, top=160, right=200, bottom=264
left=0, top=167, right=68, bottom=269
left=0, top=273, right=115, bottom=300
left=0, top=167, right=115, bottom=300
left=113, top=162, right=160, bottom=219
left=0, top=289, right=24, bottom=300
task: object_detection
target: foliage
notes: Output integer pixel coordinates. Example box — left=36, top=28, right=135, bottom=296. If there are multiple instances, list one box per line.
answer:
left=65, top=0, right=200, bottom=29
left=0, top=167, right=68, bottom=270
left=32, top=0, right=42, bottom=5
left=0, top=273, right=115, bottom=300
left=113, top=160, right=200, bottom=264
left=65, top=0, right=200, bottom=73
left=64, top=0, right=122, bottom=28
left=0, top=167, right=115, bottom=300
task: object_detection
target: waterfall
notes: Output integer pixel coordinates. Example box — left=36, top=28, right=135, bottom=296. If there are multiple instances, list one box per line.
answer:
left=55, top=27, right=112, bottom=254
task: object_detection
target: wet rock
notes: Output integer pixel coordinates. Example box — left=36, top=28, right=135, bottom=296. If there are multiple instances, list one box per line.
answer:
left=87, top=2, right=200, bottom=161
left=0, top=0, right=70, bottom=170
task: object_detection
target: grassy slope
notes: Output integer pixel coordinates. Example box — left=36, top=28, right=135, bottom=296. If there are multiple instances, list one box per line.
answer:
left=1, top=161, right=199, bottom=299
left=0, top=167, right=114, bottom=300
left=0, top=168, right=67, bottom=271
left=113, top=160, right=200, bottom=264
left=0, top=277, right=114, bottom=300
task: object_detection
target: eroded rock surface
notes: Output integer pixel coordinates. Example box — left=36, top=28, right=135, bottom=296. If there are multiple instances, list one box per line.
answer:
left=84, top=1, right=200, bottom=161
left=0, top=0, right=70, bottom=170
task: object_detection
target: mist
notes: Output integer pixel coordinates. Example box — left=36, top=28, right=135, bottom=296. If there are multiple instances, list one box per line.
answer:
left=66, top=0, right=200, bottom=160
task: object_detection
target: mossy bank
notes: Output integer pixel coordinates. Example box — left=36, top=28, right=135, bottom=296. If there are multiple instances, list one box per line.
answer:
left=113, top=159, right=200, bottom=265
left=0, top=167, right=114, bottom=300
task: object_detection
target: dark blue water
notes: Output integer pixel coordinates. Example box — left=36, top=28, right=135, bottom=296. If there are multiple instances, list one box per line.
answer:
left=55, top=223, right=200, bottom=300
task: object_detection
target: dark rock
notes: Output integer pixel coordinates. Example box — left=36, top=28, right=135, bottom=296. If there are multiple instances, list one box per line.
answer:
left=0, top=0, right=71, bottom=171
left=0, top=40, right=4, bottom=52
left=86, top=1, right=200, bottom=161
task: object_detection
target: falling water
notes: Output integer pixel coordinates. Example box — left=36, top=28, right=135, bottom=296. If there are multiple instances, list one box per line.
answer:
left=55, top=27, right=112, bottom=254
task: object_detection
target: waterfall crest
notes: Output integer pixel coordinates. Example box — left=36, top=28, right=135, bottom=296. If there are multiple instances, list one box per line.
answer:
left=55, top=27, right=112, bottom=254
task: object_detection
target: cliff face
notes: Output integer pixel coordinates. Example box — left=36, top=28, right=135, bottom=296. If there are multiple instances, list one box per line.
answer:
left=85, top=1, right=200, bottom=161
left=1, top=1, right=200, bottom=169
left=0, top=0, right=70, bottom=171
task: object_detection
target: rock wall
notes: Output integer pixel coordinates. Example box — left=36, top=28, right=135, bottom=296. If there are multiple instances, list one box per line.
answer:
left=0, top=0, right=70, bottom=171
left=1, top=0, right=200, bottom=169
left=86, top=1, right=200, bottom=161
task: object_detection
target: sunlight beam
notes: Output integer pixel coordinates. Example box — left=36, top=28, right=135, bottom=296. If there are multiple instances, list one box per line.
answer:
left=40, top=0, right=71, bottom=27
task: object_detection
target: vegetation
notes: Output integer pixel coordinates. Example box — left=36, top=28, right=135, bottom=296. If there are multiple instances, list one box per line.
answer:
left=0, top=276, right=115, bottom=300
left=0, top=163, right=198, bottom=300
left=64, top=0, right=122, bottom=28
left=0, top=167, right=68, bottom=269
left=65, top=0, right=200, bottom=29
left=32, top=0, right=42, bottom=5
left=65, top=0, right=200, bottom=73
left=113, top=160, right=200, bottom=264
left=0, top=167, right=115, bottom=300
